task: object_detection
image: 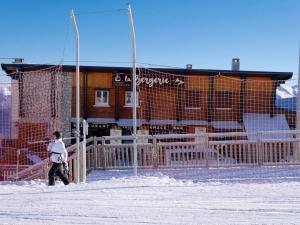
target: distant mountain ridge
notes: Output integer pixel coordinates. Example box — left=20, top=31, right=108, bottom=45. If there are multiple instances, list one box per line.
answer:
left=0, top=85, right=11, bottom=137
left=0, top=85, right=11, bottom=109
left=277, top=84, right=297, bottom=99
left=276, top=84, right=297, bottom=111
left=0, top=85, right=11, bottom=96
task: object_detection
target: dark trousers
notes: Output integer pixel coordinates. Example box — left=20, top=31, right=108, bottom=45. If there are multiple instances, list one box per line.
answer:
left=48, top=162, right=69, bottom=186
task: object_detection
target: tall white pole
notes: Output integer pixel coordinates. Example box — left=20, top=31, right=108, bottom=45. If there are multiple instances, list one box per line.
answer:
left=127, top=4, right=138, bottom=176
left=70, top=9, right=81, bottom=182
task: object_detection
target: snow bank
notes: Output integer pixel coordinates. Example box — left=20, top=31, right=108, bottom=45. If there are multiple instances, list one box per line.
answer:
left=1, top=168, right=300, bottom=224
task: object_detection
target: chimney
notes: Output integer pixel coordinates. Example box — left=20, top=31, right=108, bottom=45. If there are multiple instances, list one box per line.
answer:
left=13, top=58, right=24, bottom=64
left=231, top=58, right=240, bottom=71
left=186, top=64, right=192, bottom=69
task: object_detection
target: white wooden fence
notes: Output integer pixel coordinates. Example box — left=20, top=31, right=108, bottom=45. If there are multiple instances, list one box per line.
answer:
left=90, top=130, right=300, bottom=170
left=1, top=130, right=299, bottom=181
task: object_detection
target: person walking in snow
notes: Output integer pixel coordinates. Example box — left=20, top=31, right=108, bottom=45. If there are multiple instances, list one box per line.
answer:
left=47, top=131, right=69, bottom=186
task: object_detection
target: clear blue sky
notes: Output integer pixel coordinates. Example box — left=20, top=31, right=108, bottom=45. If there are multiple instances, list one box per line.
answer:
left=1, top=0, right=300, bottom=83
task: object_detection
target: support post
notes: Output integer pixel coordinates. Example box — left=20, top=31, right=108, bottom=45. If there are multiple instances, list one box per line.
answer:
left=81, top=120, right=88, bottom=182
left=257, top=132, right=263, bottom=166
left=93, top=136, right=98, bottom=168
left=208, top=75, right=214, bottom=122
left=70, top=9, right=80, bottom=183
left=127, top=4, right=138, bottom=176
left=102, top=137, right=106, bottom=169
left=152, top=136, right=158, bottom=168
left=204, top=134, right=209, bottom=168
left=16, top=149, right=20, bottom=181
left=73, top=157, right=78, bottom=183
left=238, top=76, right=245, bottom=123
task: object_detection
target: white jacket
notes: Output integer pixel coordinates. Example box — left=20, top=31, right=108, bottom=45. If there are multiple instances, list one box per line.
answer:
left=47, top=138, right=68, bottom=163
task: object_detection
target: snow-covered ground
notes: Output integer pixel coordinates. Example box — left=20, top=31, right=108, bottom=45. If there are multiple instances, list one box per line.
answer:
left=1, top=168, right=300, bottom=225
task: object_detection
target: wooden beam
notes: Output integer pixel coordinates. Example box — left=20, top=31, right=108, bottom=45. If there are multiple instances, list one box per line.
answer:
left=176, top=86, right=183, bottom=121
left=238, top=76, right=246, bottom=123
left=115, top=86, right=120, bottom=121
left=270, top=79, right=278, bottom=118
left=145, top=88, right=151, bottom=121
left=83, top=72, right=88, bottom=119
left=208, top=75, right=214, bottom=122
left=50, top=73, right=56, bottom=118
left=19, top=73, right=24, bottom=117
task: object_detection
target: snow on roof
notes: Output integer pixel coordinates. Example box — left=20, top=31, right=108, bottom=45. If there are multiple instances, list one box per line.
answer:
left=243, top=113, right=292, bottom=140
left=211, top=121, right=243, bottom=130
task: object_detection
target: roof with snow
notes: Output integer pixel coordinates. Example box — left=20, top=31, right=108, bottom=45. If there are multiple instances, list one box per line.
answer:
left=243, top=113, right=293, bottom=140
left=1, top=63, right=293, bottom=80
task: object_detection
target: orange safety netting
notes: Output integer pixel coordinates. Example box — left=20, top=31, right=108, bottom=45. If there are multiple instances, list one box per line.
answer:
left=0, top=66, right=62, bottom=180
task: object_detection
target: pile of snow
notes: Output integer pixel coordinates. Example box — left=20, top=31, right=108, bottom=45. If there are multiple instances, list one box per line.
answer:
left=1, top=167, right=300, bottom=224
left=88, top=166, right=300, bottom=182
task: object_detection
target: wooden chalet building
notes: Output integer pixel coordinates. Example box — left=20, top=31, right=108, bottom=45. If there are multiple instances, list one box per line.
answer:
left=1, top=60, right=294, bottom=139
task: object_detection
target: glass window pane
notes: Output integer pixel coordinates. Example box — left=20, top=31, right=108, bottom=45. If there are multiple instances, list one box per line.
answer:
left=125, top=91, right=132, bottom=105
left=97, top=91, right=101, bottom=98
left=103, top=91, right=108, bottom=103
left=95, top=90, right=109, bottom=105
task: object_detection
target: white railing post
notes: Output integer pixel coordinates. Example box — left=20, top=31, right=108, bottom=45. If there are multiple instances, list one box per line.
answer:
left=73, top=157, right=79, bottom=183
left=256, top=132, right=263, bottom=166
left=102, top=138, right=106, bottom=169
left=216, top=144, right=221, bottom=168
left=15, top=149, right=20, bottom=181
left=80, top=120, right=88, bottom=182
left=152, top=136, right=158, bottom=167
left=79, top=142, right=86, bottom=182
left=205, top=134, right=209, bottom=168
left=93, top=136, right=98, bottom=168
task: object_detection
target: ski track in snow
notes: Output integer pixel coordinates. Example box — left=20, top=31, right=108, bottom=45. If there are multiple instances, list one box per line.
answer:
left=0, top=170, right=300, bottom=225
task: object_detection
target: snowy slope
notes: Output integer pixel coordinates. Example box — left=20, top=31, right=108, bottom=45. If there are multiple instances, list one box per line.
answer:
left=1, top=168, right=300, bottom=225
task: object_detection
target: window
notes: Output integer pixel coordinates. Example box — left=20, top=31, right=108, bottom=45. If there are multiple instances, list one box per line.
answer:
left=95, top=89, right=109, bottom=106
left=124, top=91, right=139, bottom=107
left=215, top=91, right=232, bottom=109
left=185, top=90, right=201, bottom=109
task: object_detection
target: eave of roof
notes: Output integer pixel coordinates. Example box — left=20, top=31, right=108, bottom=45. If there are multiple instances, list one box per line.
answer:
left=1, top=63, right=293, bottom=80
